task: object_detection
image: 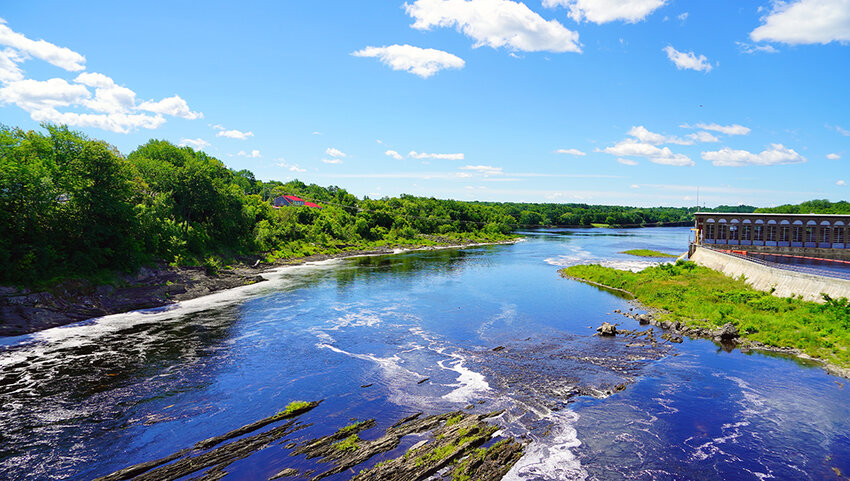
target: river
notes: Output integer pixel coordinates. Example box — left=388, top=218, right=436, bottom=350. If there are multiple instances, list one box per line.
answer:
left=1, top=227, right=848, bottom=480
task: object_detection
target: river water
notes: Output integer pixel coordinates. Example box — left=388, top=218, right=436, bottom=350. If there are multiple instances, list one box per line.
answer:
left=1, top=227, right=849, bottom=480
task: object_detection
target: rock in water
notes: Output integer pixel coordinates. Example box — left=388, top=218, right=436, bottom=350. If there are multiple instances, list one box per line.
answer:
left=711, top=322, right=739, bottom=341
left=597, top=322, right=617, bottom=336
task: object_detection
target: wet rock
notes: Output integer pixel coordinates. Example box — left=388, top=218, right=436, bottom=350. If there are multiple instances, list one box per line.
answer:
left=635, top=314, right=652, bottom=325
left=269, top=468, right=299, bottom=479
left=492, top=346, right=506, bottom=352
left=661, top=332, right=683, bottom=343
left=465, top=404, right=475, bottom=410
left=596, top=322, right=617, bottom=336
left=360, top=384, right=373, bottom=388
left=711, top=322, right=739, bottom=341
left=417, top=377, right=430, bottom=384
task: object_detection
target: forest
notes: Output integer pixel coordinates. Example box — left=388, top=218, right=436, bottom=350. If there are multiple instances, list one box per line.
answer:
left=0, top=124, right=776, bottom=286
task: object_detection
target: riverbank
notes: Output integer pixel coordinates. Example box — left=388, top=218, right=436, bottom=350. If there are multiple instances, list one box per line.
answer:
left=561, top=261, right=850, bottom=379
left=0, top=238, right=517, bottom=337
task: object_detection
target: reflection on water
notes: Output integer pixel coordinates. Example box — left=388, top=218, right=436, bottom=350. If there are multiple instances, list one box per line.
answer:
left=0, top=228, right=848, bottom=481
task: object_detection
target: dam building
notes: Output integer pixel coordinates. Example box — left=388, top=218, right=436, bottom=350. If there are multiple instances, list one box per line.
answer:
left=692, top=212, right=850, bottom=261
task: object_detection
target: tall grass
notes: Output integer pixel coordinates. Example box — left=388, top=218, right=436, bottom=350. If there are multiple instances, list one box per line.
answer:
left=561, top=261, right=850, bottom=368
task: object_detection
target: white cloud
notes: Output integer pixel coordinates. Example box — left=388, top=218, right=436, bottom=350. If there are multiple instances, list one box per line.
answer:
left=406, top=0, right=582, bottom=53
left=237, top=150, right=261, bottom=158
left=663, top=45, right=712, bottom=72
left=827, top=153, right=841, bottom=159
left=751, top=0, right=850, bottom=45
left=543, top=0, right=666, bottom=24
left=179, top=138, right=210, bottom=150
left=277, top=158, right=306, bottom=172
left=137, top=95, right=202, bottom=119
left=701, top=144, right=806, bottom=166
left=32, top=110, right=165, bottom=132
left=555, top=148, right=586, bottom=155
left=628, top=125, right=693, bottom=145
left=385, top=150, right=404, bottom=160
left=736, top=41, right=779, bottom=54
left=352, top=44, right=465, bottom=78
left=686, top=131, right=720, bottom=143
left=630, top=184, right=640, bottom=188
left=408, top=150, right=465, bottom=160
left=0, top=77, right=89, bottom=111
left=0, top=48, right=24, bottom=84
left=617, top=158, right=639, bottom=165
left=211, top=124, right=225, bottom=130
left=216, top=129, right=254, bottom=140
left=460, top=164, right=503, bottom=175
left=686, top=122, right=751, bottom=136
left=0, top=18, right=85, bottom=71
left=326, top=147, right=347, bottom=158
left=312, top=131, right=322, bottom=135
left=829, top=124, right=850, bottom=136
left=677, top=12, right=689, bottom=21
left=322, top=158, right=343, bottom=164
left=602, top=138, right=694, bottom=166
left=838, top=180, right=847, bottom=186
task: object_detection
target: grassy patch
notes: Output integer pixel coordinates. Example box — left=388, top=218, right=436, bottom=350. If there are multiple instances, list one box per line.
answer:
left=272, top=400, right=313, bottom=420
left=334, top=434, right=360, bottom=452
left=620, top=249, right=677, bottom=258
left=337, top=420, right=367, bottom=435
left=561, top=261, right=850, bottom=368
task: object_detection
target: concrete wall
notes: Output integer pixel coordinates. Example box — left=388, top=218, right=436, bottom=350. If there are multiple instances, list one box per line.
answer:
left=689, top=246, right=850, bottom=303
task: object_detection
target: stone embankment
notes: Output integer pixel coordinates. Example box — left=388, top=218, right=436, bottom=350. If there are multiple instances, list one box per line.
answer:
left=690, top=246, right=850, bottom=303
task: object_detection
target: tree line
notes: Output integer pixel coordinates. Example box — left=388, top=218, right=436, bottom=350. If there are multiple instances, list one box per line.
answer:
left=0, top=124, right=763, bottom=286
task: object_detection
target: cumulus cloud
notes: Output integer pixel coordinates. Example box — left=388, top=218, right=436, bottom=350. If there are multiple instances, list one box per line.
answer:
left=838, top=180, right=847, bottom=186
left=0, top=18, right=85, bottom=71
left=663, top=45, right=712, bottom=72
left=602, top=138, right=693, bottom=166
left=0, top=20, right=203, bottom=133
left=137, top=95, right=202, bottom=119
left=750, top=0, right=850, bottom=45
left=216, top=128, right=254, bottom=140
left=460, top=164, right=503, bottom=175
left=352, top=44, right=465, bottom=78
left=0, top=77, right=89, bottom=111
left=179, top=138, right=210, bottom=150
left=555, top=148, right=586, bottom=155
left=617, top=158, right=639, bottom=165
left=686, top=131, right=720, bottom=143
left=322, top=158, right=343, bottom=164
left=542, top=0, right=666, bottom=24
left=701, top=144, right=806, bottom=166
left=326, top=147, right=347, bottom=158
left=628, top=125, right=694, bottom=145
left=827, top=153, right=841, bottom=159
left=406, top=0, right=581, bottom=53
left=237, top=150, right=261, bottom=158
left=684, top=122, right=751, bottom=136
left=385, top=150, right=404, bottom=160
left=408, top=150, right=465, bottom=160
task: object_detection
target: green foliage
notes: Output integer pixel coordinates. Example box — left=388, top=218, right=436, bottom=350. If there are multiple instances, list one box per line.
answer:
left=334, top=434, right=360, bottom=452
left=755, top=199, right=850, bottom=215
left=561, top=262, right=850, bottom=368
left=620, top=249, right=677, bottom=258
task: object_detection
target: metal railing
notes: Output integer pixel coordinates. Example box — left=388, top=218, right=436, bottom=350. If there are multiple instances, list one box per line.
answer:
left=701, top=246, right=850, bottom=281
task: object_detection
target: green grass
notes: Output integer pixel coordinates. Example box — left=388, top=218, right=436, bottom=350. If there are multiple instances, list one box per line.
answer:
left=272, top=400, right=313, bottom=420
left=561, top=261, right=850, bottom=368
left=334, top=434, right=360, bottom=452
left=620, top=249, right=677, bottom=258
left=337, top=420, right=367, bottom=435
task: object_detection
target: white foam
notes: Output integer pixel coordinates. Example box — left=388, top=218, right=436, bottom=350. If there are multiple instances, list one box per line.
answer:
left=0, top=260, right=341, bottom=369
left=503, top=410, right=587, bottom=481
left=439, top=355, right=491, bottom=403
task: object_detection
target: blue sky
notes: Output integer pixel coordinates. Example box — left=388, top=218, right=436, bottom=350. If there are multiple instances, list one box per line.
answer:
left=1, top=0, right=848, bottom=207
